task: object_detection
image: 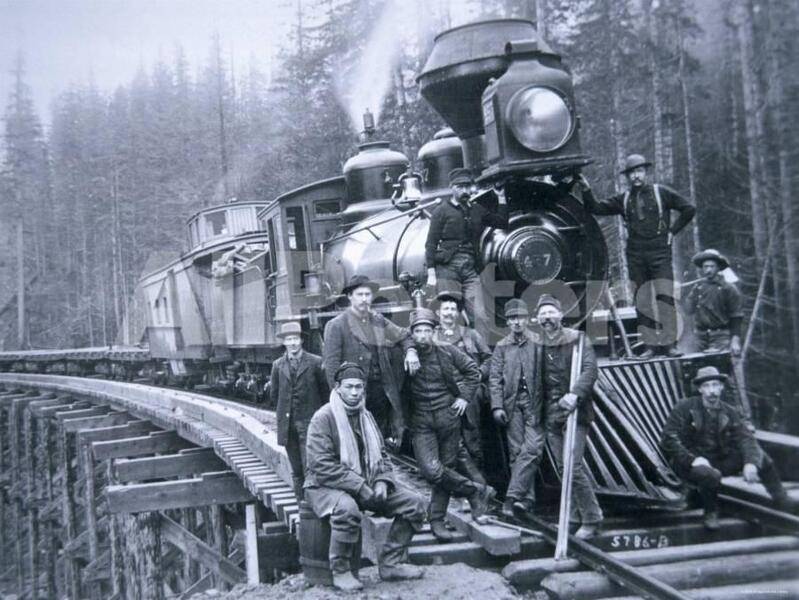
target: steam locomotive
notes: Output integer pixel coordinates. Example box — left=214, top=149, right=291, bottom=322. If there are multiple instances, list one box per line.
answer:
left=1, top=19, right=739, bottom=506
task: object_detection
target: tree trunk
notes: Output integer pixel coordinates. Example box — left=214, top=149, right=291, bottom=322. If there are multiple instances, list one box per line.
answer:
left=733, top=0, right=769, bottom=268
left=677, top=11, right=701, bottom=254
left=766, top=0, right=799, bottom=363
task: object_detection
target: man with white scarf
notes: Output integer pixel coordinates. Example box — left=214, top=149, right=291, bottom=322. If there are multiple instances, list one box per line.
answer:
left=305, top=362, right=426, bottom=591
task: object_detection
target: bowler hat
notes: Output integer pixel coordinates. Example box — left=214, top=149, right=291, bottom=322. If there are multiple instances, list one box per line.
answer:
left=335, top=361, right=366, bottom=383
left=504, top=298, right=529, bottom=318
left=692, top=366, right=728, bottom=387
left=276, top=321, right=302, bottom=339
left=620, top=154, right=652, bottom=174
left=535, top=294, right=562, bottom=313
left=692, top=249, right=730, bottom=270
left=342, top=274, right=380, bottom=296
left=430, top=289, right=463, bottom=311
left=449, top=167, right=474, bottom=186
left=409, top=308, right=437, bottom=330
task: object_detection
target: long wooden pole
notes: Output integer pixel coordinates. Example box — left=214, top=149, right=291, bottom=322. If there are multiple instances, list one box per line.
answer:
left=554, top=333, right=585, bottom=560
left=17, top=220, right=25, bottom=349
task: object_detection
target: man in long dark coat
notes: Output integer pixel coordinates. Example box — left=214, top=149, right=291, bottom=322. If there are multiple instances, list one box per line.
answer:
left=305, top=362, right=425, bottom=591
left=323, top=274, right=420, bottom=446
left=489, top=299, right=546, bottom=517
left=578, top=155, right=695, bottom=358
left=269, top=321, right=328, bottom=500
left=535, top=295, right=602, bottom=538
left=406, top=308, right=496, bottom=542
left=660, top=366, right=797, bottom=529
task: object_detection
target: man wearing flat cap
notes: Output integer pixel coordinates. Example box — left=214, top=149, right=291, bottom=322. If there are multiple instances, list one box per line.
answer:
left=577, top=154, right=695, bottom=359
left=425, top=168, right=509, bottom=336
left=405, top=308, right=496, bottom=541
left=685, top=249, right=743, bottom=355
left=323, top=274, right=420, bottom=446
left=269, top=321, right=328, bottom=500
left=305, top=362, right=426, bottom=591
left=660, top=366, right=796, bottom=529
left=432, top=290, right=492, bottom=474
left=489, top=298, right=547, bottom=518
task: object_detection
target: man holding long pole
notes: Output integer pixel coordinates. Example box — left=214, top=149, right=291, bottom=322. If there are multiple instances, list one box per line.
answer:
left=535, top=295, right=602, bottom=541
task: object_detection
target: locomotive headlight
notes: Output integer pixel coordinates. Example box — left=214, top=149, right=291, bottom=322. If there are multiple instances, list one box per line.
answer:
left=506, top=86, right=573, bottom=152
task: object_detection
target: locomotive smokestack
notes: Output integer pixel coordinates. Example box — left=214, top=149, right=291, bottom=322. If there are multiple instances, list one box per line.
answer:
left=417, top=19, right=551, bottom=171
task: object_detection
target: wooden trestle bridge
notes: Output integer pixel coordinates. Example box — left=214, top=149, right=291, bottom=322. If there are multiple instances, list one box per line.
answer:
left=1, top=373, right=798, bottom=600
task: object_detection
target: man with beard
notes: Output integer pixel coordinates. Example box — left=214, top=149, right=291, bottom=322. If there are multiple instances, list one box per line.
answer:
left=425, top=168, right=509, bottom=335
left=661, top=366, right=797, bottom=529
left=578, top=156, right=695, bottom=359
left=323, top=274, right=420, bottom=446
left=535, top=295, right=602, bottom=538
left=269, top=321, right=328, bottom=500
left=305, top=362, right=426, bottom=591
left=685, top=249, right=743, bottom=355
left=406, top=308, right=496, bottom=542
left=489, top=299, right=546, bottom=518
left=432, top=290, right=492, bottom=477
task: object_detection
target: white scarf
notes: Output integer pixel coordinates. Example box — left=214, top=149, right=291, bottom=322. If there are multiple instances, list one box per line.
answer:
left=329, top=389, right=384, bottom=485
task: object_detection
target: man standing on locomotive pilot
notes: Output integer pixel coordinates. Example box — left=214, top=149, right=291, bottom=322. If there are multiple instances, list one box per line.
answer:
left=269, top=321, right=328, bottom=500
left=684, top=249, right=743, bottom=355
left=578, top=155, right=695, bottom=359
left=305, top=362, right=426, bottom=591
left=405, top=307, right=496, bottom=542
left=425, top=168, right=509, bottom=337
left=323, top=274, right=420, bottom=447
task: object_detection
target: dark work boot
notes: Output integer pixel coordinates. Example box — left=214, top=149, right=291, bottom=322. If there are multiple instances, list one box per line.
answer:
left=635, top=347, right=656, bottom=361
left=703, top=509, right=720, bottom=530
left=330, top=540, right=363, bottom=591
left=664, top=345, right=683, bottom=358
left=501, top=498, right=515, bottom=518
left=468, top=483, right=496, bottom=523
left=379, top=517, right=423, bottom=581
left=430, top=519, right=457, bottom=543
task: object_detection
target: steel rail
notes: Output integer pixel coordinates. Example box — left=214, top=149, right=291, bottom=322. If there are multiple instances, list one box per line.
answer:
left=719, top=493, right=799, bottom=534
left=501, top=512, right=691, bottom=600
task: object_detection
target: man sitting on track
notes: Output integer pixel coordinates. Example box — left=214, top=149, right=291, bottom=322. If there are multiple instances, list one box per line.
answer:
left=660, top=366, right=798, bottom=530
left=305, top=362, right=425, bottom=591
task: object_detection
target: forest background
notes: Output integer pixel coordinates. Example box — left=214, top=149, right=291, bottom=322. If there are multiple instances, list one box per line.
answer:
left=1, top=0, right=797, bottom=429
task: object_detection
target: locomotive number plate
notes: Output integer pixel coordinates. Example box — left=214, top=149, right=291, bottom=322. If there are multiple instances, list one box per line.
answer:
left=609, top=533, right=670, bottom=549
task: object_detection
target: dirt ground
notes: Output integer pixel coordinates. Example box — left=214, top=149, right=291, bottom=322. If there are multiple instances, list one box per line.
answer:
left=189, top=563, right=524, bottom=600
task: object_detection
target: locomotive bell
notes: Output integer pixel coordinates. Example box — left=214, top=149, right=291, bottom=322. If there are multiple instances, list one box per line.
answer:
left=480, top=40, right=591, bottom=181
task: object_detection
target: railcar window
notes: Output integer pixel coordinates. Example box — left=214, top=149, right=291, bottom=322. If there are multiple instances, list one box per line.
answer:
left=314, top=199, right=341, bottom=218
left=205, top=211, right=228, bottom=237
left=285, top=206, right=307, bottom=251
left=154, top=299, right=160, bottom=324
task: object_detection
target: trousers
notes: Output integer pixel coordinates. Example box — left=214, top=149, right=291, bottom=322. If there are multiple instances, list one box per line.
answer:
left=411, top=406, right=481, bottom=522
left=435, top=251, right=488, bottom=338
left=627, top=247, right=678, bottom=347
left=366, top=379, right=391, bottom=440
left=547, top=423, right=603, bottom=524
left=285, top=419, right=309, bottom=499
left=505, top=397, right=546, bottom=506
left=306, top=484, right=425, bottom=573
left=695, top=328, right=731, bottom=353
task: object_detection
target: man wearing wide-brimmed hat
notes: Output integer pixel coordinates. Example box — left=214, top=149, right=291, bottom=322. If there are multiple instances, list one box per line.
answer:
left=323, top=274, right=420, bottom=446
left=425, top=167, right=509, bottom=336
left=405, top=307, right=496, bottom=541
left=432, top=290, right=492, bottom=474
left=269, top=322, right=328, bottom=500
left=577, top=154, right=695, bottom=359
left=661, top=366, right=796, bottom=529
left=685, top=249, right=743, bottom=355
left=489, top=299, right=547, bottom=518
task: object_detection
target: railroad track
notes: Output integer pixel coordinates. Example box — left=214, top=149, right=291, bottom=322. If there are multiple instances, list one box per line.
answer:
left=1, top=374, right=798, bottom=599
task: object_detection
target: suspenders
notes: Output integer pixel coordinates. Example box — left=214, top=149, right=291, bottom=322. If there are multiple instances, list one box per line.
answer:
left=622, top=184, right=665, bottom=234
